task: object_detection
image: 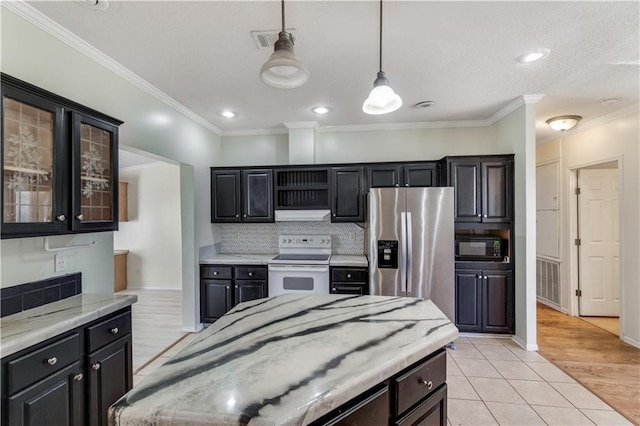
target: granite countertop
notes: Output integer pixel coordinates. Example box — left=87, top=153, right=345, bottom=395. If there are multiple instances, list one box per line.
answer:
left=110, top=294, right=458, bottom=426
left=200, top=254, right=369, bottom=267
left=0, top=293, right=137, bottom=358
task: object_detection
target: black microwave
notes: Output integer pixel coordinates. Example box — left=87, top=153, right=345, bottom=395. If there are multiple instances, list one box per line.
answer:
left=455, top=236, right=505, bottom=261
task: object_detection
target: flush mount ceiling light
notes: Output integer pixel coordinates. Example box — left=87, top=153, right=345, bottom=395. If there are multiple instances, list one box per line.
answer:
left=260, top=0, right=309, bottom=89
left=312, top=106, right=330, bottom=115
left=546, top=115, right=582, bottom=131
left=517, top=48, right=551, bottom=64
left=220, top=110, right=236, bottom=118
left=362, top=0, right=402, bottom=115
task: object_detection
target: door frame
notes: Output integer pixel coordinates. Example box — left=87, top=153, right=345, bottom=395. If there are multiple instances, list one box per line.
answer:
left=567, top=157, right=623, bottom=330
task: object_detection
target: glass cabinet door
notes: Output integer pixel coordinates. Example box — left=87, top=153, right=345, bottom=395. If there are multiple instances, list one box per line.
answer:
left=72, top=112, right=118, bottom=231
left=2, top=89, right=65, bottom=236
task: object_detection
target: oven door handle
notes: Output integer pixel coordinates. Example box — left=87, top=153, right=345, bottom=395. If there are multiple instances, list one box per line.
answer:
left=268, top=265, right=329, bottom=273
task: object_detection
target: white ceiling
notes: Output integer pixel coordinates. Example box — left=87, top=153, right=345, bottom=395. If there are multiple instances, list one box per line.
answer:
left=26, top=1, right=640, bottom=142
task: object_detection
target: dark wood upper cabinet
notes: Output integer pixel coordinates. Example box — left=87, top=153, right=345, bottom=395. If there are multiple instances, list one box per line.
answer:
left=331, top=166, right=364, bottom=222
left=1, top=74, right=122, bottom=239
left=211, top=170, right=241, bottom=222
left=242, top=169, right=273, bottom=222
left=446, top=156, right=513, bottom=223
left=402, top=163, right=439, bottom=187
left=366, top=164, right=401, bottom=188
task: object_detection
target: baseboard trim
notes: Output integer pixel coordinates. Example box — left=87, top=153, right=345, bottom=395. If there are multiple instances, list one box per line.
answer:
left=124, top=286, right=182, bottom=291
left=181, top=323, right=203, bottom=333
left=621, top=335, right=640, bottom=349
left=512, top=334, right=539, bottom=351
left=536, top=297, right=567, bottom=314
left=458, top=332, right=513, bottom=339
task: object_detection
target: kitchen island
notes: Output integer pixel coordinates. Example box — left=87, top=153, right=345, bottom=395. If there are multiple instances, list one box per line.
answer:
left=110, top=294, right=458, bottom=425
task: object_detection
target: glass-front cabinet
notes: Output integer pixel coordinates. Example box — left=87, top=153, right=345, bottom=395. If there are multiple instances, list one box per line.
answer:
left=1, top=74, right=121, bottom=238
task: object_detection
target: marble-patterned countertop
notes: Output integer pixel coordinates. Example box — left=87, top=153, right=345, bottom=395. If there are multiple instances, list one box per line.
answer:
left=329, top=255, right=368, bottom=267
left=110, top=294, right=458, bottom=426
left=0, top=293, right=137, bottom=358
left=200, top=254, right=368, bottom=267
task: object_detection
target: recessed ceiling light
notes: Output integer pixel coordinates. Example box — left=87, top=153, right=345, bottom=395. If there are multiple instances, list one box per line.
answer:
left=517, top=48, right=551, bottom=64
left=414, top=101, right=435, bottom=109
left=312, top=106, right=330, bottom=115
left=220, top=110, right=236, bottom=118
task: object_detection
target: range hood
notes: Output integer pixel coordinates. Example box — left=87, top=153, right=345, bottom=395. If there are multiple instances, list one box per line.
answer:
left=275, top=210, right=331, bottom=222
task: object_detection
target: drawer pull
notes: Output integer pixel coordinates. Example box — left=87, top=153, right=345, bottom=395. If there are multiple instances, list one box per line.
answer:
left=347, top=274, right=352, bottom=278
left=213, top=271, right=218, bottom=275
left=47, top=357, right=58, bottom=366
left=419, top=379, right=433, bottom=390
left=110, top=327, right=119, bottom=334
left=74, top=373, right=83, bottom=381
left=248, top=272, right=254, bottom=277
left=92, top=363, right=101, bottom=370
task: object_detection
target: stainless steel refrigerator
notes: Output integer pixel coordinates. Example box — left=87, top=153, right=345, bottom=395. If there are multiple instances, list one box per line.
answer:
left=368, top=187, right=455, bottom=321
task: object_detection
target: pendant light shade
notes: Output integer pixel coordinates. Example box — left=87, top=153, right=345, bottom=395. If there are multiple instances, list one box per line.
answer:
left=363, top=0, right=402, bottom=115
left=260, top=1, right=309, bottom=89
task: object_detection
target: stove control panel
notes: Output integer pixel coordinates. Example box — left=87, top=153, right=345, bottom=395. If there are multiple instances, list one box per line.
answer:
left=279, top=235, right=332, bottom=249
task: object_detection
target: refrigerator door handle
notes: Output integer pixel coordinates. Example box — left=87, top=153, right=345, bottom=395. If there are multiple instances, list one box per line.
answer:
left=406, top=211, right=413, bottom=294
left=400, top=211, right=408, bottom=292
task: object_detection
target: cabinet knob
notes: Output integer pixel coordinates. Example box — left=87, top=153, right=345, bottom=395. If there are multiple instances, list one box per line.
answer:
left=483, top=214, right=487, bottom=218
left=477, top=275, right=483, bottom=279
left=484, top=276, right=488, bottom=280
left=213, top=271, right=218, bottom=275
left=395, top=184, right=399, bottom=187
left=47, top=357, right=58, bottom=366
left=405, top=183, right=409, bottom=187
left=76, top=214, right=84, bottom=221
left=477, top=214, right=481, bottom=217
left=243, top=214, right=247, bottom=218
left=92, top=363, right=101, bottom=370
left=333, top=214, right=336, bottom=217
left=419, top=379, right=433, bottom=390
left=56, top=214, right=66, bottom=222
left=110, top=327, right=119, bottom=334
left=248, top=272, right=253, bottom=277
left=236, top=215, right=239, bottom=218
left=347, top=274, right=352, bottom=278
left=73, top=373, right=83, bottom=381
left=226, top=286, right=230, bottom=289
left=332, top=287, right=336, bottom=292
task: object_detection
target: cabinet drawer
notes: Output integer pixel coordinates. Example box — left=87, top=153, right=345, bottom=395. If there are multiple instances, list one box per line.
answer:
left=331, top=283, right=368, bottom=295
left=395, top=350, right=446, bottom=416
left=7, top=333, right=80, bottom=395
left=323, top=385, right=389, bottom=426
left=395, top=384, right=447, bottom=426
left=201, top=266, right=232, bottom=279
left=86, top=311, right=132, bottom=353
left=234, top=266, right=267, bottom=280
left=331, top=268, right=368, bottom=282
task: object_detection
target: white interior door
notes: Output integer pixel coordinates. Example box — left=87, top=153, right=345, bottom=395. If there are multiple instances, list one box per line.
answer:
left=578, top=168, right=620, bottom=317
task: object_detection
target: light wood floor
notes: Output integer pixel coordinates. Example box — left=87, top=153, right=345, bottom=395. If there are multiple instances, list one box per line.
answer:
left=537, top=303, right=639, bottom=425
left=581, top=316, right=620, bottom=336
left=117, top=289, right=186, bottom=372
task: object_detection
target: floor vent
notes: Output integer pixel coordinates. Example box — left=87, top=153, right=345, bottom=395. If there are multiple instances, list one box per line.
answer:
left=251, top=29, right=297, bottom=48
left=537, top=258, right=561, bottom=306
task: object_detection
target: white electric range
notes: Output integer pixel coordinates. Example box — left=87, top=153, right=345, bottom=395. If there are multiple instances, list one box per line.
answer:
left=268, top=235, right=331, bottom=296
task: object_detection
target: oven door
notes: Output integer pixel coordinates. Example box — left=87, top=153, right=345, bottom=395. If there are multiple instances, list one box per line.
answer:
left=268, top=265, right=330, bottom=296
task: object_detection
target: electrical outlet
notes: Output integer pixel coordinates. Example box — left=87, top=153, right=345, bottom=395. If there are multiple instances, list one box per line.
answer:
left=54, top=253, right=66, bottom=272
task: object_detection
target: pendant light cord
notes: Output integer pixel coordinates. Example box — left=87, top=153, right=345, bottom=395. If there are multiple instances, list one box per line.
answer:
left=281, top=0, right=285, bottom=32
left=379, top=0, right=383, bottom=73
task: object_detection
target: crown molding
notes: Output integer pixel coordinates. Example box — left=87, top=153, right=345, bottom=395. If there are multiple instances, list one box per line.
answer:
left=537, top=103, right=640, bottom=146
left=222, top=128, right=289, bottom=137
left=316, top=120, right=487, bottom=133
left=486, top=94, right=544, bottom=125
left=283, top=121, right=319, bottom=130
left=2, top=1, right=222, bottom=136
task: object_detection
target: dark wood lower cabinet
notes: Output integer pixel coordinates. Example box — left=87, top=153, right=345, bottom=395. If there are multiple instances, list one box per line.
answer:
left=2, top=308, right=133, bottom=426
left=87, top=335, right=133, bottom=426
left=312, top=349, right=447, bottom=426
left=330, top=267, right=369, bottom=296
left=235, top=280, right=267, bottom=304
left=7, top=362, right=84, bottom=426
left=202, top=280, right=233, bottom=322
left=455, top=268, right=513, bottom=333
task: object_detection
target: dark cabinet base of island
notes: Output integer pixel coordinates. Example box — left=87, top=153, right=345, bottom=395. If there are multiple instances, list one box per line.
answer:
left=311, top=348, right=447, bottom=426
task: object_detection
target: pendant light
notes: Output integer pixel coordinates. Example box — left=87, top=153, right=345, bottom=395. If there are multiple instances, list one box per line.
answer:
left=363, top=0, right=402, bottom=115
left=260, top=0, right=309, bottom=89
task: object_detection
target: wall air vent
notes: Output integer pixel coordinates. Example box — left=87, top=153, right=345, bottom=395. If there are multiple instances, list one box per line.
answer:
left=251, top=29, right=297, bottom=48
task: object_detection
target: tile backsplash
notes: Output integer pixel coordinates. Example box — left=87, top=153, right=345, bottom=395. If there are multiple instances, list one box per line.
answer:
left=0, top=273, right=82, bottom=318
left=219, top=222, right=365, bottom=255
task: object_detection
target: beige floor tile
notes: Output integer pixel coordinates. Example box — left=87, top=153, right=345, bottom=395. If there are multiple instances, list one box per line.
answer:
left=549, top=382, right=613, bottom=410
left=526, top=361, right=576, bottom=383
left=468, top=377, right=525, bottom=404
left=448, top=343, right=485, bottom=360
left=448, top=399, right=498, bottom=425
left=580, top=409, right=633, bottom=425
left=447, top=355, right=464, bottom=377
left=505, top=345, right=549, bottom=363
left=447, top=376, right=481, bottom=400
left=454, top=337, right=471, bottom=345
left=455, top=358, right=502, bottom=378
left=485, top=402, right=545, bottom=425
left=489, top=360, right=543, bottom=381
left=532, top=405, right=595, bottom=425
left=475, top=344, right=520, bottom=361
left=466, top=337, right=508, bottom=346
left=508, top=380, right=573, bottom=407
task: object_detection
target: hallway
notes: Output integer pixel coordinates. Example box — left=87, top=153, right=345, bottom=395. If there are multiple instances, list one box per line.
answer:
left=537, top=304, right=639, bottom=424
